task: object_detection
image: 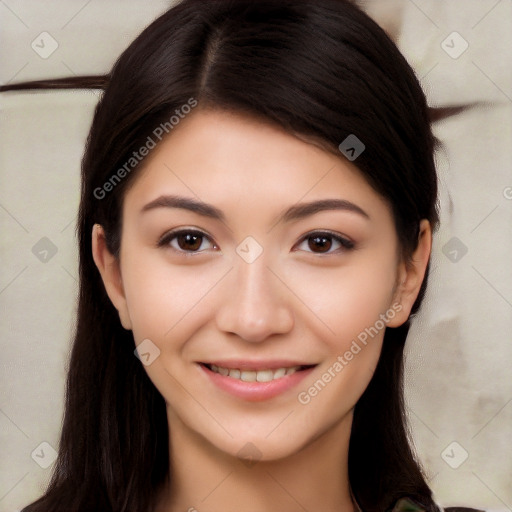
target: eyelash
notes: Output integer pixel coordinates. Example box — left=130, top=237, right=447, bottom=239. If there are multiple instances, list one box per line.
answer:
left=157, top=228, right=355, bottom=256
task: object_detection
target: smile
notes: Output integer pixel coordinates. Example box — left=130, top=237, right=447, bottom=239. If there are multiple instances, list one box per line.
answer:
left=205, top=363, right=309, bottom=382
left=199, top=362, right=317, bottom=401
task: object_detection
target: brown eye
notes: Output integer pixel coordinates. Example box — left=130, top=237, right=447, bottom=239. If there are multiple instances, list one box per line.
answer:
left=158, top=229, right=216, bottom=254
left=308, top=234, right=333, bottom=253
left=176, top=232, right=203, bottom=251
left=296, top=231, right=354, bottom=254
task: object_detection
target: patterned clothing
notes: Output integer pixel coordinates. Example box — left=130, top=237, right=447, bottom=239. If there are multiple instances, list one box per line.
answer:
left=353, top=496, right=485, bottom=512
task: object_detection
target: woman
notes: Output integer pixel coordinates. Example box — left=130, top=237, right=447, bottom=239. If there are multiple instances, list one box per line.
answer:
left=1, top=0, right=483, bottom=510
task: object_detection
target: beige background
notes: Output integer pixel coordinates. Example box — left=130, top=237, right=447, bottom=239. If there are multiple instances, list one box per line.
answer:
left=1, top=1, right=511, bottom=511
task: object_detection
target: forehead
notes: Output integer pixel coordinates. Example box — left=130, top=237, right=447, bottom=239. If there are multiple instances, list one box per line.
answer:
left=122, top=108, right=393, bottom=227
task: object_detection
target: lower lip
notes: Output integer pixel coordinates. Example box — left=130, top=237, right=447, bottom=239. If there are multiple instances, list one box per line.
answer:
left=199, top=364, right=316, bottom=401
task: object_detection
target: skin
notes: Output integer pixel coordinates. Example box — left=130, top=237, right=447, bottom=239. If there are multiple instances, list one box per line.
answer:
left=92, top=108, right=431, bottom=512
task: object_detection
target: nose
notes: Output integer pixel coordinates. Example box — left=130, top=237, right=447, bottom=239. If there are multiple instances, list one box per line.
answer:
left=215, top=255, right=294, bottom=343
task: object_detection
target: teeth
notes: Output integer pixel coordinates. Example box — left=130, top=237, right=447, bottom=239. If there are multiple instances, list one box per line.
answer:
left=273, top=367, right=286, bottom=379
left=256, top=370, right=274, bottom=382
left=240, top=370, right=257, bottom=382
left=208, top=364, right=302, bottom=382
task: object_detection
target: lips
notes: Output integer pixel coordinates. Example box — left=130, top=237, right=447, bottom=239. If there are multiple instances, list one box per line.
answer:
left=198, top=360, right=317, bottom=401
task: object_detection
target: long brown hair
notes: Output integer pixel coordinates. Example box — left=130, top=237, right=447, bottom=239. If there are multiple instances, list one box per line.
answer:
left=2, top=0, right=457, bottom=510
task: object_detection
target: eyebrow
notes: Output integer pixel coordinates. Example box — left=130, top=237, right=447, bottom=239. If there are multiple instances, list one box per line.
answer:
left=140, top=195, right=370, bottom=223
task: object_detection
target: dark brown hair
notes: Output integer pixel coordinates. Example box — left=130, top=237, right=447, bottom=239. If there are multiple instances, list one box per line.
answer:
left=2, top=0, right=453, bottom=510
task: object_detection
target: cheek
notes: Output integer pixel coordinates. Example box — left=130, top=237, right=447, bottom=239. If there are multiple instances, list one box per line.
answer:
left=119, top=245, right=228, bottom=343
left=292, top=268, right=394, bottom=425
left=283, top=254, right=398, bottom=344
left=119, top=249, right=226, bottom=399
left=286, top=256, right=397, bottom=404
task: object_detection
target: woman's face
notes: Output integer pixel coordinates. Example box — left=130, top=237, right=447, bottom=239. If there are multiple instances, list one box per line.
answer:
left=94, top=108, right=427, bottom=462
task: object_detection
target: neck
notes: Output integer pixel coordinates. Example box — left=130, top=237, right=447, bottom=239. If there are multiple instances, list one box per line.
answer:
left=157, top=408, right=357, bottom=512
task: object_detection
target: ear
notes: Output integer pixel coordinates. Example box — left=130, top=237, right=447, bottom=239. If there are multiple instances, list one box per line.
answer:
left=387, top=219, right=432, bottom=327
left=91, top=224, right=132, bottom=330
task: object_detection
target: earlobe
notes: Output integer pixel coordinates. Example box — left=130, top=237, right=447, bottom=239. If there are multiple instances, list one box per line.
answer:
left=91, top=224, right=133, bottom=330
left=387, top=220, right=432, bottom=328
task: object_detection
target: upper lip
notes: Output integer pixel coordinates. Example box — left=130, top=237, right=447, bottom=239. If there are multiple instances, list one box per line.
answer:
left=200, top=360, right=317, bottom=370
